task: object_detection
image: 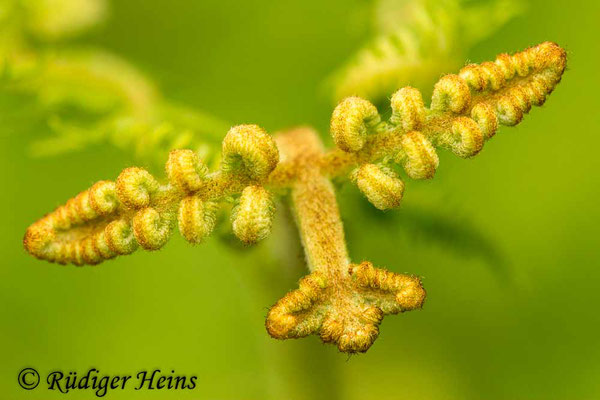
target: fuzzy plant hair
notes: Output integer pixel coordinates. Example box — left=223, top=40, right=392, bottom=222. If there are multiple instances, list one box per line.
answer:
left=24, top=42, right=567, bottom=353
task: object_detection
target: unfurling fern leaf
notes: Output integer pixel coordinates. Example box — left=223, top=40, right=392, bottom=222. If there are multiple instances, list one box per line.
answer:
left=24, top=42, right=567, bottom=353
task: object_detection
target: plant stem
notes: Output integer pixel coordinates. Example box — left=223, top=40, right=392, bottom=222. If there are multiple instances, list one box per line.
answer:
left=275, top=128, right=350, bottom=273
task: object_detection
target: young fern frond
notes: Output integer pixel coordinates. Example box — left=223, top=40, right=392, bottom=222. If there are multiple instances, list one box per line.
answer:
left=265, top=127, right=426, bottom=353
left=24, top=42, right=567, bottom=353
left=24, top=124, right=278, bottom=264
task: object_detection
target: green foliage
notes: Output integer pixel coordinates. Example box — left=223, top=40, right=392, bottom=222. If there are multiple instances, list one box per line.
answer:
left=324, top=0, right=523, bottom=106
left=0, top=0, right=230, bottom=169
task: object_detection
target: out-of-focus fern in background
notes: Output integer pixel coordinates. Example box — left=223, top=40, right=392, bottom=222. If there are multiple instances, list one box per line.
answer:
left=1, top=0, right=599, bottom=399
left=324, top=0, right=523, bottom=106
left=1, top=0, right=229, bottom=169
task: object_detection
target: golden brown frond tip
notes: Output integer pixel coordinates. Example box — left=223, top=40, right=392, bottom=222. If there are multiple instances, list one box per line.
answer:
left=266, top=263, right=425, bottom=353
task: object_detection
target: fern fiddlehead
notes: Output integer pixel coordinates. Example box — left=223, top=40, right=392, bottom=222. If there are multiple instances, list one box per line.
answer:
left=24, top=42, right=567, bottom=352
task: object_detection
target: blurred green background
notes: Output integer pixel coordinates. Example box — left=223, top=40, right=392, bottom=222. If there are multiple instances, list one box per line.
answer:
left=1, top=0, right=599, bottom=398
